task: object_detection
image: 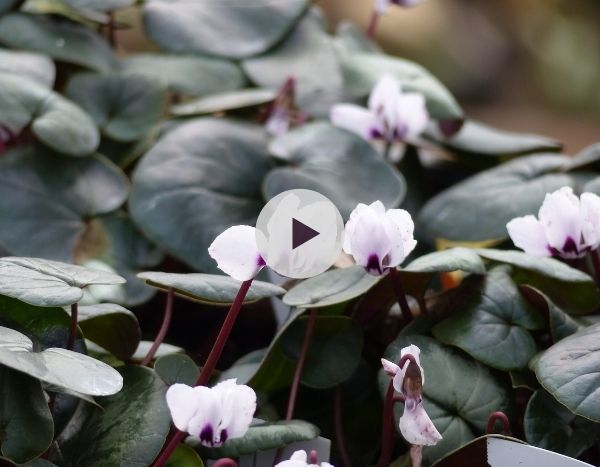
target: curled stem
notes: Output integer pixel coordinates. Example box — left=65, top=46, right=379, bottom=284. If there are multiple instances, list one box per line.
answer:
left=486, top=411, right=511, bottom=435
left=286, top=309, right=318, bottom=420
left=334, top=386, right=352, bottom=467
left=141, top=288, right=174, bottom=367
left=67, top=302, right=78, bottom=350
left=388, top=268, right=413, bottom=323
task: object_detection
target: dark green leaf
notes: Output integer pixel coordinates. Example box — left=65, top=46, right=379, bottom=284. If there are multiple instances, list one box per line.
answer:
left=165, top=445, right=204, bottom=467
left=0, top=326, right=122, bottom=396
left=154, top=354, right=199, bottom=386
left=0, top=148, right=129, bottom=263
left=283, top=266, right=379, bottom=308
left=509, top=369, right=538, bottom=390
left=477, top=248, right=600, bottom=315
left=196, top=420, right=319, bottom=459
left=242, top=9, right=343, bottom=116
left=129, top=118, right=273, bottom=271
left=404, top=247, right=486, bottom=274
left=418, top=155, right=574, bottom=244
left=280, top=315, right=363, bottom=388
left=121, top=53, right=245, bottom=97
left=433, top=267, right=544, bottom=370
left=143, top=0, right=309, bottom=59
left=137, top=272, right=285, bottom=305
left=534, top=322, right=600, bottom=422
left=0, top=73, right=99, bottom=155
left=58, top=366, right=171, bottom=467
left=130, top=341, right=183, bottom=362
left=0, top=48, right=55, bottom=87
left=265, top=122, right=406, bottom=218
left=524, top=390, right=600, bottom=458
left=171, top=88, right=276, bottom=117
left=0, top=366, right=53, bottom=463
left=384, top=335, right=511, bottom=464
left=65, top=72, right=167, bottom=142
left=0, top=13, right=116, bottom=71
left=76, top=303, right=140, bottom=361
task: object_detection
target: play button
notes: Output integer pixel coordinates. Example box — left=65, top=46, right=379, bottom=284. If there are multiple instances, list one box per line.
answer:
left=255, top=189, right=344, bottom=278
left=292, top=218, right=319, bottom=249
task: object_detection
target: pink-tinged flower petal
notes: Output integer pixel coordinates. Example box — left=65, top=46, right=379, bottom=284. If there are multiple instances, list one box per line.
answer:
left=216, top=379, right=256, bottom=439
left=166, top=383, right=201, bottom=432
left=208, top=225, right=265, bottom=281
left=368, top=75, right=400, bottom=120
left=538, top=187, right=582, bottom=258
left=265, top=108, right=290, bottom=136
left=399, top=402, right=443, bottom=446
left=396, top=93, right=429, bottom=138
left=274, top=450, right=333, bottom=467
left=381, top=358, right=400, bottom=377
left=384, top=208, right=417, bottom=267
left=392, top=344, right=425, bottom=393
left=374, top=0, right=391, bottom=14
left=330, top=103, right=381, bottom=140
left=186, top=386, right=223, bottom=445
left=580, top=192, right=600, bottom=249
left=506, top=215, right=550, bottom=257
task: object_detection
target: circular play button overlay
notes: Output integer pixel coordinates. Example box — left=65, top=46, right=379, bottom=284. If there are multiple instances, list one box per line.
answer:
left=255, top=189, right=344, bottom=279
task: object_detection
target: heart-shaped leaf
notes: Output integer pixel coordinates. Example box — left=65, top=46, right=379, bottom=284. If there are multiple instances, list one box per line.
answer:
left=121, top=53, right=246, bottom=97
left=404, top=247, right=486, bottom=275
left=424, top=120, right=561, bottom=162
left=433, top=267, right=544, bottom=370
left=171, top=88, right=276, bottom=117
left=57, top=366, right=170, bottom=467
left=196, top=420, right=319, bottom=459
left=129, top=118, right=273, bottom=271
left=339, top=51, right=462, bottom=121
left=477, top=249, right=600, bottom=315
left=283, top=266, right=380, bottom=308
left=0, top=366, right=53, bottom=463
left=0, top=148, right=129, bottom=262
left=418, top=154, right=574, bottom=244
left=76, top=303, right=140, bottom=361
left=265, top=122, right=406, bottom=218
left=0, top=13, right=116, bottom=71
left=534, top=322, right=600, bottom=422
left=0, top=326, right=123, bottom=395
left=0, top=257, right=125, bottom=307
left=0, top=73, right=99, bottom=155
left=154, top=354, right=199, bottom=386
left=137, top=272, right=285, bottom=305
left=384, top=334, right=511, bottom=464
left=130, top=341, right=183, bottom=362
left=0, top=48, right=55, bottom=88
left=242, top=9, right=343, bottom=116
left=143, top=0, right=309, bottom=59
left=280, top=315, right=363, bottom=388
left=524, top=390, right=600, bottom=458
left=65, top=72, right=167, bottom=142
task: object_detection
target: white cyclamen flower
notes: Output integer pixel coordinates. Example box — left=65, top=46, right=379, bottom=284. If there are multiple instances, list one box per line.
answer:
left=506, top=187, right=600, bottom=259
left=343, top=201, right=417, bottom=275
left=275, top=450, right=333, bottom=467
left=166, top=379, right=256, bottom=447
left=208, top=225, right=266, bottom=281
left=381, top=345, right=442, bottom=446
left=374, top=0, right=426, bottom=15
left=330, top=74, right=428, bottom=144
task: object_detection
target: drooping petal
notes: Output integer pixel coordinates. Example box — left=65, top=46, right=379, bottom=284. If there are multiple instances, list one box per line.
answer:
left=383, top=208, right=417, bottom=267
left=399, top=402, right=442, bottom=446
left=374, top=0, right=392, bottom=14
left=381, top=358, right=400, bottom=377
left=580, top=192, right=600, bottom=249
left=186, top=386, right=223, bottom=445
left=216, top=378, right=256, bottom=439
left=208, top=225, right=265, bottom=281
left=538, top=187, right=582, bottom=257
left=368, top=74, right=400, bottom=120
left=265, top=107, right=290, bottom=136
left=396, top=93, right=429, bottom=139
left=506, top=215, right=550, bottom=257
left=166, top=384, right=200, bottom=432
left=330, top=103, right=381, bottom=140
left=392, top=344, right=424, bottom=394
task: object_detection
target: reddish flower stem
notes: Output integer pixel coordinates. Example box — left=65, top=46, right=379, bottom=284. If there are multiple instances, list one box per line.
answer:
left=388, top=268, right=413, bottom=324
left=67, top=302, right=78, bottom=350
left=590, top=249, right=600, bottom=290
left=366, top=11, right=380, bottom=38
left=152, top=280, right=253, bottom=467
left=377, top=354, right=418, bottom=467
left=486, top=411, right=511, bottom=435
left=213, top=459, right=238, bottom=467
left=334, top=386, right=353, bottom=467
left=308, top=451, right=319, bottom=463
left=286, top=309, right=318, bottom=420
left=141, top=288, right=174, bottom=367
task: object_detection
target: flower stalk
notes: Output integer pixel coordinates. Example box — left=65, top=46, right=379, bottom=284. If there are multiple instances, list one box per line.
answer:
left=589, top=249, right=600, bottom=290
left=334, top=386, right=352, bottom=467
left=141, top=288, right=174, bottom=366
left=67, top=302, right=78, bottom=350
left=388, top=268, right=413, bottom=323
